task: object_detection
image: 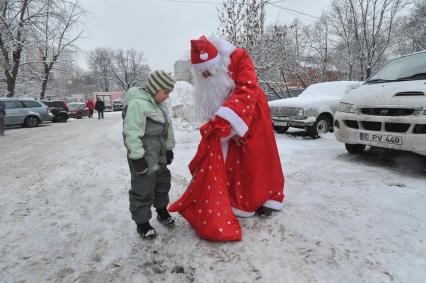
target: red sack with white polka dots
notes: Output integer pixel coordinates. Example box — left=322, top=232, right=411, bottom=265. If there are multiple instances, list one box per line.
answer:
left=169, top=118, right=242, bottom=241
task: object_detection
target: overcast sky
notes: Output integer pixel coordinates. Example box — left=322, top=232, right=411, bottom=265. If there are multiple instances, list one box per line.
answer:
left=77, top=0, right=331, bottom=72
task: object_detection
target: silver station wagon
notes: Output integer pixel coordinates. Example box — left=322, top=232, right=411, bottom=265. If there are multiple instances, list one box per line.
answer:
left=1, top=98, right=52, bottom=127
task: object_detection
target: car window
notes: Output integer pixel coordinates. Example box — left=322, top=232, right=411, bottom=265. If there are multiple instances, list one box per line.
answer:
left=289, top=89, right=304, bottom=97
left=43, top=101, right=54, bottom=107
left=22, top=101, right=42, bottom=108
left=4, top=101, right=24, bottom=109
left=266, top=92, right=282, bottom=101
left=53, top=102, right=65, bottom=108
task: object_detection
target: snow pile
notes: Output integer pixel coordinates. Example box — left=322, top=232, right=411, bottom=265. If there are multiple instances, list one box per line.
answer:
left=298, top=81, right=361, bottom=99
left=169, top=81, right=197, bottom=124
left=1, top=114, right=426, bottom=282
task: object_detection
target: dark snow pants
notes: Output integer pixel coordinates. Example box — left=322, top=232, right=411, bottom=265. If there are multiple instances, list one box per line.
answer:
left=97, top=110, right=104, bottom=119
left=128, top=160, right=171, bottom=224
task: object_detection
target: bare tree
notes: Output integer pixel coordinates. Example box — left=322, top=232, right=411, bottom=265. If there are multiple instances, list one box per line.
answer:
left=0, top=0, right=39, bottom=97
left=31, top=0, right=86, bottom=99
left=87, top=47, right=114, bottom=91
left=217, top=0, right=246, bottom=45
left=331, top=0, right=409, bottom=80
left=110, top=49, right=150, bottom=91
left=394, top=1, right=426, bottom=55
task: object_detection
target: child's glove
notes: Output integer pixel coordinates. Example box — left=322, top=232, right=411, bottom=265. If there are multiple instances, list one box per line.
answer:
left=166, top=150, right=174, bottom=165
left=132, top=157, right=148, bottom=175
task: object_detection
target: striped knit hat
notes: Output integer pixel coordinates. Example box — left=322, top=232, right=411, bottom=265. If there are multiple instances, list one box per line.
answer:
left=146, top=70, right=176, bottom=95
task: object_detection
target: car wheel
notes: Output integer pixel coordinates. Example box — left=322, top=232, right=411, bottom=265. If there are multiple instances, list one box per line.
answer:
left=77, top=113, right=83, bottom=119
left=24, top=116, right=40, bottom=127
left=273, top=126, right=289, bottom=134
left=58, top=115, right=67, bottom=122
left=309, top=115, right=331, bottom=138
left=345, top=143, right=366, bottom=154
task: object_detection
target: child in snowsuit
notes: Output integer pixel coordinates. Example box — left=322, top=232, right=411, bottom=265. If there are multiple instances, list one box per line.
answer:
left=122, top=70, right=176, bottom=239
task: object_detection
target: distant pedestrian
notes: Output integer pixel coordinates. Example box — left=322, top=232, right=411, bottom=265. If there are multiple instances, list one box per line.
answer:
left=86, top=99, right=95, bottom=118
left=0, top=100, right=5, bottom=136
left=95, top=98, right=105, bottom=119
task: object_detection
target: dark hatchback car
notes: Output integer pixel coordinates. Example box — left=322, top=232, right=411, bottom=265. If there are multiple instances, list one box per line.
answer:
left=42, top=100, right=69, bottom=122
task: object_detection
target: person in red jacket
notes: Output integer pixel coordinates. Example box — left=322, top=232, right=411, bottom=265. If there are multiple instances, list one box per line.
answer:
left=86, top=99, right=95, bottom=118
left=169, top=36, right=285, bottom=241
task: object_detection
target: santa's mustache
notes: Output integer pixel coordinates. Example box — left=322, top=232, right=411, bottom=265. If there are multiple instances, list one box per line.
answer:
left=192, top=56, right=235, bottom=122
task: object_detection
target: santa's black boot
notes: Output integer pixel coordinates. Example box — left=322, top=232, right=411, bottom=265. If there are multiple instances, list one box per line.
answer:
left=256, top=206, right=273, bottom=218
left=156, top=209, right=175, bottom=227
left=136, top=222, right=157, bottom=239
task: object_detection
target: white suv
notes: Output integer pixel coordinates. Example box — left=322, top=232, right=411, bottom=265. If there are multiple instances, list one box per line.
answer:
left=334, top=51, right=426, bottom=156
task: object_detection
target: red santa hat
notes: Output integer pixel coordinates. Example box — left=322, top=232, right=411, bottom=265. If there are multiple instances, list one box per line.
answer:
left=191, top=35, right=221, bottom=70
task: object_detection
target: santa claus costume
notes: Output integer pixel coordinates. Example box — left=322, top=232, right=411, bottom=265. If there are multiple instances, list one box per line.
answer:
left=169, top=36, right=285, bottom=241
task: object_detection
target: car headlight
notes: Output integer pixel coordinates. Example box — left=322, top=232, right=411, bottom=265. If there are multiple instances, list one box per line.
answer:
left=338, top=102, right=356, bottom=113
left=296, top=108, right=304, bottom=116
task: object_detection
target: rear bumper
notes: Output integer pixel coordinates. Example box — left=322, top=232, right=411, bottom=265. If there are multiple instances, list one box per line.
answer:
left=334, top=111, right=426, bottom=156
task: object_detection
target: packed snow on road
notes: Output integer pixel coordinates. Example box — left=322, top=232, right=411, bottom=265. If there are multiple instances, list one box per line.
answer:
left=0, top=112, right=425, bottom=283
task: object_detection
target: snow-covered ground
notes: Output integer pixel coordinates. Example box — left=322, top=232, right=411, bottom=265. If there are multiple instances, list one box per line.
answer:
left=1, top=112, right=425, bottom=283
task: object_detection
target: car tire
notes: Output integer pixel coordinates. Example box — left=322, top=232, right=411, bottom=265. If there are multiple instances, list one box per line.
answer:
left=345, top=143, right=366, bottom=154
left=77, top=113, right=83, bottom=119
left=274, top=126, right=289, bottom=134
left=24, top=116, right=40, bottom=127
left=308, top=115, right=332, bottom=138
left=58, top=115, right=68, bottom=122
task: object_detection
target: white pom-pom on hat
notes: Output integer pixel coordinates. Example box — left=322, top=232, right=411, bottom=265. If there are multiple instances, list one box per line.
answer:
left=200, top=52, right=209, bottom=61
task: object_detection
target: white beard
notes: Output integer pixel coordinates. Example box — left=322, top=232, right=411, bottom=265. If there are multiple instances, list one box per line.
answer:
left=192, top=55, right=235, bottom=123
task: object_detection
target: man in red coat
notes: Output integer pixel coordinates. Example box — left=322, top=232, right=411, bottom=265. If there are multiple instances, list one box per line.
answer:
left=170, top=36, right=284, bottom=241
left=86, top=99, right=95, bottom=118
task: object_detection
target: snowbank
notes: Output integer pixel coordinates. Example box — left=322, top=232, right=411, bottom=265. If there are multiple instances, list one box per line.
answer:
left=169, top=81, right=197, bottom=124
left=1, top=113, right=425, bottom=282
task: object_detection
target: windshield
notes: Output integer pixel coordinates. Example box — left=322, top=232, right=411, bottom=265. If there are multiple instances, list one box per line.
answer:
left=68, top=103, right=82, bottom=109
left=299, top=82, right=357, bottom=98
left=367, top=52, right=426, bottom=83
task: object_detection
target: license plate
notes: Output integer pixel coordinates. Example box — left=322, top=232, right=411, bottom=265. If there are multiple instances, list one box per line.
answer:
left=360, top=133, right=402, bottom=145
left=274, top=121, right=288, bottom=126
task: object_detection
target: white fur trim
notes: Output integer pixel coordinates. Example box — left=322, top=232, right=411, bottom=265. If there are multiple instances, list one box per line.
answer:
left=208, top=36, right=237, bottom=57
left=200, top=52, right=209, bottom=60
left=232, top=207, right=255, bottom=218
left=216, top=106, right=248, bottom=137
left=192, top=54, right=221, bottom=70
left=263, top=200, right=284, bottom=211
left=221, top=140, right=229, bottom=161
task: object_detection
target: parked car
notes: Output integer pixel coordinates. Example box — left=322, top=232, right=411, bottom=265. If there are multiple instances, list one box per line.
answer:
left=334, top=51, right=426, bottom=156
left=0, top=98, right=52, bottom=127
left=112, top=99, right=124, bottom=111
left=67, top=102, right=90, bottom=119
left=42, top=100, right=69, bottom=122
left=268, top=81, right=361, bottom=137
